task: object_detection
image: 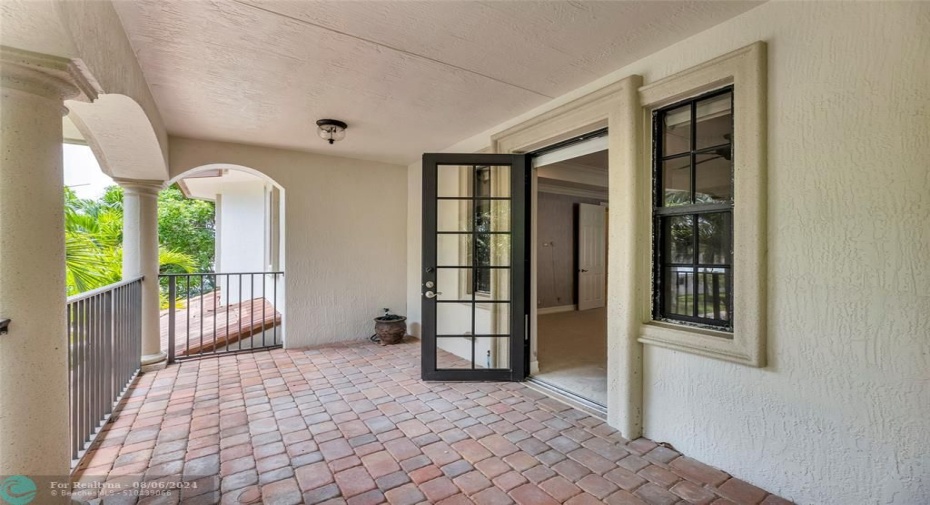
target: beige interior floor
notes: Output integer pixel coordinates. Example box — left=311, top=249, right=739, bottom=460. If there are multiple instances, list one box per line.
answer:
left=535, top=306, right=607, bottom=406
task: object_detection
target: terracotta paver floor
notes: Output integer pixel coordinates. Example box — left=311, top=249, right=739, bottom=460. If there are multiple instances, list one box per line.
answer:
left=72, top=339, right=791, bottom=504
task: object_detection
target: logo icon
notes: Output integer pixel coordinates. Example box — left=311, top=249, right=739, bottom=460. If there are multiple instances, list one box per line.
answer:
left=0, top=475, right=36, bottom=505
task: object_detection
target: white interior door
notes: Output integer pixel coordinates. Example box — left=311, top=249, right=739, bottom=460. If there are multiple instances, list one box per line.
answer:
left=577, top=203, right=607, bottom=310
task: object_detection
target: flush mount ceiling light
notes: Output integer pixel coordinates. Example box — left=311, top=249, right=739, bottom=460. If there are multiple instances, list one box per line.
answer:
left=316, top=119, right=347, bottom=144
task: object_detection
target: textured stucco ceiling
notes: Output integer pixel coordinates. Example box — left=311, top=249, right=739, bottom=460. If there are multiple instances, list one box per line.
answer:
left=113, top=1, right=761, bottom=165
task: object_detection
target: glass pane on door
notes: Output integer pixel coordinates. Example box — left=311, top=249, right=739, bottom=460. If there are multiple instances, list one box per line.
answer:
left=432, top=163, right=515, bottom=371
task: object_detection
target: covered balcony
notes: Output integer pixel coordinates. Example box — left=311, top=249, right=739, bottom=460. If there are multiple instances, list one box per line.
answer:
left=1, top=1, right=927, bottom=504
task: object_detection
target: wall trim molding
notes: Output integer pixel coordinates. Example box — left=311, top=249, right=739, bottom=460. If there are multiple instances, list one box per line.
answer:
left=637, top=41, right=768, bottom=368
left=491, top=75, right=644, bottom=438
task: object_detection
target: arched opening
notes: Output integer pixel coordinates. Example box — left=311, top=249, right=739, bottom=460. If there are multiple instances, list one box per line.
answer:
left=162, top=164, right=286, bottom=358
left=61, top=122, right=119, bottom=296
left=66, top=94, right=168, bottom=181
left=60, top=93, right=168, bottom=296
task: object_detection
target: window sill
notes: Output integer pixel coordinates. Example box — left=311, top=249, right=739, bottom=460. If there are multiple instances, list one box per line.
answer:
left=638, top=321, right=762, bottom=367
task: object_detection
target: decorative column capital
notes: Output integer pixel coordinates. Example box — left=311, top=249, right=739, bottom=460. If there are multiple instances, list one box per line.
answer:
left=116, top=179, right=165, bottom=196
left=1, top=45, right=100, bottom=103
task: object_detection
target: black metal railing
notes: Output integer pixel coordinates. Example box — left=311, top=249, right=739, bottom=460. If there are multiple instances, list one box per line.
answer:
left=67, top=277, right=143, bottom=464
left=667, top=269, right=730, bottom=322
left=161, top=272, right=284, bottom=362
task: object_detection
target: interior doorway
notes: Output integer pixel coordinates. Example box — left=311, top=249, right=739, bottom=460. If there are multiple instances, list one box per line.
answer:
left=531, top=132, right=609, bottom=407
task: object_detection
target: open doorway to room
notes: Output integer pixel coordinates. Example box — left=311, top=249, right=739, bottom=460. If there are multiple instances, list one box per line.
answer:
left=531, top=132, right=609, bottom=407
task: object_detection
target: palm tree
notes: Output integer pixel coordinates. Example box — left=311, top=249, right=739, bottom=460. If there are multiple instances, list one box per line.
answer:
left=64, top=188, right=195, bottom=296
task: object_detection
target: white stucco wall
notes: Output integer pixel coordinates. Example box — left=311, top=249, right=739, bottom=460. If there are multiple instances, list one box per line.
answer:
left=216, top=180, right=267, bottom=273
left=170, top=137, right=407, bottom=348
left=214, top=179, right=272, bottom=306
left=406, top=2, right=930, bottom=503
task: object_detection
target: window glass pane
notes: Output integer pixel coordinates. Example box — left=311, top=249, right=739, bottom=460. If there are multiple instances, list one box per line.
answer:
left=663, top=215, right=694, bottom=264
left=662, top=104, right=691, bottom=156
left=475, top=200, right=511, bottom=232
left=474, top=234, right=511, bottom=267
left=436, top=268, right=467, bottom=301
left=437, top=234, right=470, bottom=267
left=473, top=337, right=510, bottom=369
left=439, top=200, right=510, bottom=232
left=438, top=165, right=470, bottom=197
left=475, top=166, right=491, bottom=197
left=437, top=337, right=472, bottom=369
left=437, top=303, right=472, bottom=335
left=663, top=267, right=693, bottom=317
left=438, top=200, right=471, bottom=232
left=474, top=269, right=510, bottom=300
left=698, top=213, right=731, bottom=265
left=437, top=165, right=510, bottom=197
left=485, top=165, right=511, bottom=198
left=695, top=151, right=732, bottom=203
left=695, top=92, right=732, bottom=149
left=475, top=303, right=509, bottom=334
left=662, top=156, right=691, bottom=206
left=697, top=268, right=730, bottom=322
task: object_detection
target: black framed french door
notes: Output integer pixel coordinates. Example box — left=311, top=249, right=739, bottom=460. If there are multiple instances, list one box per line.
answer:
left=421, top=153, right=530, bottom=381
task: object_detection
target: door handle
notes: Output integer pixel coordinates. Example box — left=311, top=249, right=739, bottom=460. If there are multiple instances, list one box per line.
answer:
left=580, top=269, right=589, bottom=273
left=424, top=291, right=442, bottom=299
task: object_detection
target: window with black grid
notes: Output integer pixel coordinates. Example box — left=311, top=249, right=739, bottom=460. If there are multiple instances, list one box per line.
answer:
left=653, top=87, right=734, bottom=330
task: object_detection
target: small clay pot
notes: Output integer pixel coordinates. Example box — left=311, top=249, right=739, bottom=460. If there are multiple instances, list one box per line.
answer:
left=374, top=316, right=406, bottom=345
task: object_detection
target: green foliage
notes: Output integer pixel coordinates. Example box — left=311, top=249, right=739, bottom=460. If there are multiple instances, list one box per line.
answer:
left=64, top=185, right=207, bottom=296
left=158, top=185, right=215, bottom=273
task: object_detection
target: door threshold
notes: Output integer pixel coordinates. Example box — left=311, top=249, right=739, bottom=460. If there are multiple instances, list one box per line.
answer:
left=526, top=376, right=607, bottom=420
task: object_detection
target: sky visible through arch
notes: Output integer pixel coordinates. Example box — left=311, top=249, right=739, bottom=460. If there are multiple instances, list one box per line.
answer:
left=64, top=143, right=113, bottom=199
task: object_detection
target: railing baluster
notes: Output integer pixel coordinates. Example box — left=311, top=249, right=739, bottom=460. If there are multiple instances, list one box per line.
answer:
left=92, top=294, right=99, bottom=433
left=226, top=273, right=231, bottom=353
left=119, top=286, right=125, bottom=390
left=157, top=272, right=283, bottom=361
left=80, top=298, right=88, bottom=455
left=105, top=290, right=111, bottom=417
left=98, top=293, right=104, bottom=430
left=273, top=272, right=278, bottom=345
left=136, top=280, right=141, bottom=371
left=238, top=274, right=243, bottom=351
left=186, top=276, right=191, bottom=359
left=168, top=276, right=176, bottom=364
left=262, top=273, right=267, bottom=349
left=199, top=274, right=205, bottom=358
left=250, top=274, right=255, bottom=350
left=213, top=273, right=218, bottom=355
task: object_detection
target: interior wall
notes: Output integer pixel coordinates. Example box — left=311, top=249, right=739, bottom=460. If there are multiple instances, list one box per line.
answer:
left=537, top=192, right=603, bottom=309
left=405, top=2, right=930, bottom=503
left=170, top=137, right=407, bottom=348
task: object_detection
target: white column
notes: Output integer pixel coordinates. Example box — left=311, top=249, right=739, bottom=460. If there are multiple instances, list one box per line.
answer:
left=0, top=48, right=95, bottom=478
left=120, top=180, right=165, bottom=368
